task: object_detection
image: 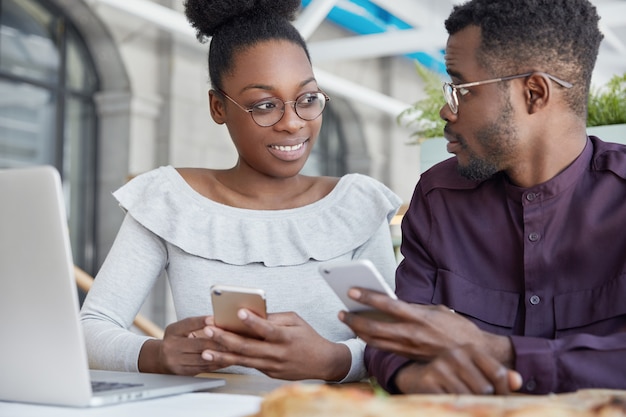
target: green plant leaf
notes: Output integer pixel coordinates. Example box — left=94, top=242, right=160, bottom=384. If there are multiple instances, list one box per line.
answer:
left=397, top=61, right=446, bottom=144
left=586, top=72, right=626, bottom=127
left=368, top=377, right=390, bottom=397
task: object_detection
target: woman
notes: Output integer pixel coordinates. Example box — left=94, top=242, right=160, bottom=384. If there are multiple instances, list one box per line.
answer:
left=80, top=0, right=401, bottom=383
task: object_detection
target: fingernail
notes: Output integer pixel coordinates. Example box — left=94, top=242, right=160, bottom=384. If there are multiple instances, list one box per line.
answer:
left=509, top=370, right=523, bottom=390
left=339, top=311, right=351, bottom=324
left=203, top=327, right=213, bottom=338
left=237, top=309, right=248, bottom=320
left=202, top=351, right=213, bottom=361
left=348, top=288, right=362, bottom=299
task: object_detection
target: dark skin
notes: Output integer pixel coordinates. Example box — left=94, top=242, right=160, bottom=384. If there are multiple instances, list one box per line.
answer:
left=137, top=39, right=351, bottom=382
left=442, top=26, right=586, bottom=188
left=340, top=25, right=588, bottom=395
left=340, top=289, right=520, bottom=394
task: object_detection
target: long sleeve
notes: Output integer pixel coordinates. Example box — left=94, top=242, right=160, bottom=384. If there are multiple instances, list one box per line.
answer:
left=339, top=219, right=399, bottom=382
left=80, top=215, right=167, bottom=371
left=364, top=181, right=435, bottom=391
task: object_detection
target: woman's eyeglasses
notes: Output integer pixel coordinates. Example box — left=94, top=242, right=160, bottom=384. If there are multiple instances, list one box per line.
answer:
left=442, top=72, right=573, bottom=114
left=216, top=89, right=330, bottom=127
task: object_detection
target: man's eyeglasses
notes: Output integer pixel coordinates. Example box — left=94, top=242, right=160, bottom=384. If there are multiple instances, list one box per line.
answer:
left=442, top=72, right=573, bottom=114
left=216, top=89, right=330, bottom=127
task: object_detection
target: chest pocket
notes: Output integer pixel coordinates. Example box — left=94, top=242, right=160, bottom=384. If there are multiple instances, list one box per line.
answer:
left=432, top=269, right=519, bottom=335
left=554, top=273, right=626, bottom=336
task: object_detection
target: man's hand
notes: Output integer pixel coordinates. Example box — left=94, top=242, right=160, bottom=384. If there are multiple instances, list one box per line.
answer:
left=395, top=345, right=523, bottom=395
left=339, top=288, right=513, bottom=366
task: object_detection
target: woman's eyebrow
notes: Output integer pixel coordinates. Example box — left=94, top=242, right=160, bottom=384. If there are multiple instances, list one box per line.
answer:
left=240, top=78, right=317, bottom=94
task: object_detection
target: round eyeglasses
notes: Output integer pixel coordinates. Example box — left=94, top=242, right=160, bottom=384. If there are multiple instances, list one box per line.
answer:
left=442, top=72, right=573, bottom=114
left=216, top=89, right=330, bottom=127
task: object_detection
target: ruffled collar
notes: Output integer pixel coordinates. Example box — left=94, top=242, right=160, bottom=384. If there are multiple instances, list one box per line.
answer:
left=113, top=166, right=400, bottom=267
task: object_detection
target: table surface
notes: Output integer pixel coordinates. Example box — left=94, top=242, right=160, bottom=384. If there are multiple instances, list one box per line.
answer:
left=0, top=373, right=372, bottom=417
left=197, top=372, right=373, bottom=396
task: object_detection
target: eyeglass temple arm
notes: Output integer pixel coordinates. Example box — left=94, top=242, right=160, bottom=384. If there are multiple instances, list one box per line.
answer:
left=455, top=72, right=572, bottom=89
left=455, top=73, right=533, bottom=89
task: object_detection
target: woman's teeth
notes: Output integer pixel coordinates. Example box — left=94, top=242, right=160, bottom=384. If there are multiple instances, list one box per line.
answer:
left=271, top=143, right=303, bottom=152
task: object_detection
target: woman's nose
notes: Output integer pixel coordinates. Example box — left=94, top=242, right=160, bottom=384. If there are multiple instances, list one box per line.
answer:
left=274, top=103, right=306, bottom=132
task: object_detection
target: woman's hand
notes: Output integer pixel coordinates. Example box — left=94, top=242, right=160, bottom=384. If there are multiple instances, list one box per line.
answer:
left=198, top=310, right=351, bottom=381
left=138, top=316, right=228, bottom=375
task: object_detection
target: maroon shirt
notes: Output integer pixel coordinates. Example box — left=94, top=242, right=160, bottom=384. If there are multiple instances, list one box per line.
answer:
left=366, top=136, right=626, bottom=394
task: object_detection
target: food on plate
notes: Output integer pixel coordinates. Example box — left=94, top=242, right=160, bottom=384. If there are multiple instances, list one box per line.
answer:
left=250, top=384, right=626, bottom=417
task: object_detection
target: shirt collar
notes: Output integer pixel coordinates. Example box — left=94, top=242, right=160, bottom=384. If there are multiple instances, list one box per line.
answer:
left=504, top=137, right=592, bottom=202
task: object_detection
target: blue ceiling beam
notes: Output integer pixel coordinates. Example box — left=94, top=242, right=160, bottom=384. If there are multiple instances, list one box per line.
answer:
left=301, top=0, right=446, bottom=74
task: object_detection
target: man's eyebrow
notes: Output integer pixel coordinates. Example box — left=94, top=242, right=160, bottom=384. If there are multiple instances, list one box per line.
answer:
left=446, top=69, right=463, bottom=81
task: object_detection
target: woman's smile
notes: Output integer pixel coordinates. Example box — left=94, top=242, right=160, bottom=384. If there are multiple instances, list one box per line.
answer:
left=267, top=139, right=309, bottom=161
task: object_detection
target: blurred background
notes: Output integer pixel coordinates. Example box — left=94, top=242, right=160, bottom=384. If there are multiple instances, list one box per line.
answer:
left=1, top=0, right=624, bottom=327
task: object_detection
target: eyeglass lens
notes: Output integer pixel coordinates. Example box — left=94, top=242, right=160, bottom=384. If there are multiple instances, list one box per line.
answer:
left=442, top=83, right=458, bottom=114
left=252, top=92, right=327, bottom=126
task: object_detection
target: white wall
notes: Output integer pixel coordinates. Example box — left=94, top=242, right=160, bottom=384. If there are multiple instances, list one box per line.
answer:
left=309, top=22, right=426, bottom=203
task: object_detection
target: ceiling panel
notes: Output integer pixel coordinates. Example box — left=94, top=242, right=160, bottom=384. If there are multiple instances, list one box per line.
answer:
left=88, top=0, right=626, bottom=116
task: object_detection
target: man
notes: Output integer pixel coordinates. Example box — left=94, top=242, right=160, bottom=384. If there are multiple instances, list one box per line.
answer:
left=340, top=0, right=626, bottom=395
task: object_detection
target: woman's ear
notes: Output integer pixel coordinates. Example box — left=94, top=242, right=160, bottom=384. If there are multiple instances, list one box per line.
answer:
left=525, top=73, right=550, bottom=114
left=209, top=90, right=226, bottom=124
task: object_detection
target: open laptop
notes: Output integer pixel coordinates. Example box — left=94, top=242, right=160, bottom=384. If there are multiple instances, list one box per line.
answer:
left=0, top=165, right=225, bottom=407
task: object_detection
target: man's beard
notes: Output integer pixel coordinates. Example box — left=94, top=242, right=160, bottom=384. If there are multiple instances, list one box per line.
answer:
left=457, top=153, right=500, bottom=181
left=456, top=99, right=517, bottom=182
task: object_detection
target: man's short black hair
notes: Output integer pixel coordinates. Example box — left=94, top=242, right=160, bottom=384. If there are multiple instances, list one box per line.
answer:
left=445, top=0, right=603, bottom=118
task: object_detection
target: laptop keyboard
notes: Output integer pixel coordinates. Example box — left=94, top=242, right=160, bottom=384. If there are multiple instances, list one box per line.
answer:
left=91, top=380, right=144, bottom=393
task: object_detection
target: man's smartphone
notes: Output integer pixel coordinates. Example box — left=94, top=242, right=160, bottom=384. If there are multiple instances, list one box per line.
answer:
left=318, top=259, right=397, bottom=321
left=210, top=284, right=267, bottom=338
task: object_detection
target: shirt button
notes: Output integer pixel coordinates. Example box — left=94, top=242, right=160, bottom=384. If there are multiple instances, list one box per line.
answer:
left=528, top=232, right=540, bottom=242
left=526, top=379, right=537, bottom=392
left=526, top=193, right=537, bottom=201
left=530, top=295, right=541, bottom=305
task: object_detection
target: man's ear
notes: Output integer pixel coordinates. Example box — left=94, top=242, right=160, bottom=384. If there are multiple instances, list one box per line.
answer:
left=209, top=90, right=226, bottom=124
left=525, top=73, right=551, bottom=114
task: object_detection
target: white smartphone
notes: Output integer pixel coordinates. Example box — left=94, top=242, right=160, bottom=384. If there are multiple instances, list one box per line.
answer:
left=210, top=284, right=267, bottom=338
left=318, top=259, right=397, bottom=321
